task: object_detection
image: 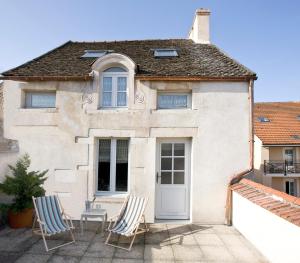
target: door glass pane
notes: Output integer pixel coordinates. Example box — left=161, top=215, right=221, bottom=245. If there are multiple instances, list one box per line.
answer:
left=174, top=172, right=184, bottom=184
left=161, top=158, right=172, bottom=170
left=98, top=140, right=111, bottom=191
left=285, top=149, right=294, bottom=165
left=174, top=158, right=184, bottom=170
left=161, top=172, right=172, bottom=184
left=174, top=143, right=184, bottom=156
left=116, top=140, right=128, bottom=192
left=161, top=143, right=172, bottom=156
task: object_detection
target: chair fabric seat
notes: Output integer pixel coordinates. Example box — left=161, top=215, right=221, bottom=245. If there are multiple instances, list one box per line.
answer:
left=110, top=196, right=146, bottom=236
left=36, top=196, right=70, bottom=235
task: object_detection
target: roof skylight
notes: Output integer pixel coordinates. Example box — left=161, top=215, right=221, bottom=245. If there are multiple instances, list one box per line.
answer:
left=258, top=116, right=270, bottom=123
left=153, top=49, right=178, bottom=58
left=297, top=115, right=300, bottom=120
left=81, top=50, right=112, bottom=58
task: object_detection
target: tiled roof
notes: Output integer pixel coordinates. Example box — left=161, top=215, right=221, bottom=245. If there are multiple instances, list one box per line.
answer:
left=1, top=39, right=256, bottom=80
left=232, top=179, right=300, bottom=227
left=254, top=102, right=300, bottom=145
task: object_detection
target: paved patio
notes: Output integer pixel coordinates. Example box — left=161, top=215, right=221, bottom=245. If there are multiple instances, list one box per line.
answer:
left=0, top=222, right=268, bottom=262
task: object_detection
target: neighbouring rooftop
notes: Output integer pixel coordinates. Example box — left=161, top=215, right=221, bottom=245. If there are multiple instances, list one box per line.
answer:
left=0, top=39, right=256, bottom=81
left=232, top=179, right=300, bottom=227
left=254, top=102, right=300, bottom=145
left=0, top=222, right=267, bottom=262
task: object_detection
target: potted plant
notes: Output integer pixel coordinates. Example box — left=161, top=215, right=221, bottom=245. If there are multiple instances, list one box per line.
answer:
left=0, top=154, right=47, bottom=228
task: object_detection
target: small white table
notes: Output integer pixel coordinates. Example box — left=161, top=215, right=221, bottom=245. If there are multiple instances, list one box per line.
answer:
left=80, top=208, right=107, bottom=234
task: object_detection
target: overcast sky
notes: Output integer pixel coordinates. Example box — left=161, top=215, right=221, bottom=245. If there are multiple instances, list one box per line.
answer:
left=1, top=0, right=299, bottom=102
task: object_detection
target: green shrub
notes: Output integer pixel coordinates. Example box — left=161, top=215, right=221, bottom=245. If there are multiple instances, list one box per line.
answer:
left=0, top=154, right=48, bottom=212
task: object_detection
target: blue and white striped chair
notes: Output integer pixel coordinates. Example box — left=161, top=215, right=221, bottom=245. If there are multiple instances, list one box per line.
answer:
left=32, top=195, right=75, bottom=251
left=105, top=195, right=149, bottom=251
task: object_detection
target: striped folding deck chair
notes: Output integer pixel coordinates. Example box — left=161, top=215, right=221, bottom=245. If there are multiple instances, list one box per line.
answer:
left=105, top=195, right=149, bottom=251
left=32, top=195, right=75, bottom=251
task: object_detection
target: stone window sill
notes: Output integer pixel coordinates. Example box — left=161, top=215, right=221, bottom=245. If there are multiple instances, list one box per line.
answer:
left=18, top=108, right=58, bottom=113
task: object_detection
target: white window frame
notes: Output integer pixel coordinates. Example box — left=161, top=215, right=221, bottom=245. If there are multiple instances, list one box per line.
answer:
left=25, top=91, right=56, bottom=108
left=284, top=178, right=296, bottom=196
left=100, top=70, right=128, bottom=108
left=157, top=92, right=191, bottom=109
left=96, top=138, right=130, bottom=195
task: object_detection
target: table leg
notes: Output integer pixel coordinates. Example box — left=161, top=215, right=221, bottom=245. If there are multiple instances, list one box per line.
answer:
left=80, top=216, right=83, bottom=235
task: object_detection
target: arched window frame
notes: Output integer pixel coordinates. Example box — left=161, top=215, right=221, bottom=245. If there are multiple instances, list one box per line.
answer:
left=91, top=53, right=136, bottom=109
left=101, top=67, right=129, bottom=108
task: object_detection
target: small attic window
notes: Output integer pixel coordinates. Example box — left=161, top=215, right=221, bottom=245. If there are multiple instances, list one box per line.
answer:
left=258, top=116, right=270, bottom=123
left=291, top=135, right=300, bottom=140
left=296, top=115, right=300, bottom=120
left=81, top=50, right=111, bottom=58
left=153, top=49, right=178, bottom=58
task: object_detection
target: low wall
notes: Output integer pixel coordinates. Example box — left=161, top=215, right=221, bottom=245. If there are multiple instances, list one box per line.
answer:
left=232, top=191, right=300, bottom=263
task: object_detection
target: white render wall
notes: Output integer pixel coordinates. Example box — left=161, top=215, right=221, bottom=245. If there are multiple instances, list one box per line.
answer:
left=2, top=79, right=251, bottom=223
left=232, top=192, right=300, bottom=263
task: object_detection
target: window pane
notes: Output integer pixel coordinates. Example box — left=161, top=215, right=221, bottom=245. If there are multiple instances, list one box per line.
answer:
left=26, top=92, right=56, bottom=108
left=290, top=182, right=295, bottom=196
left=102, top=92, right=112, bottom=106
left=98, top=140, right=111, bottom=191
left=117, top=92, right=127, bottom=106
left=116, top=140, right=128, bottom=192
left=174, top=158, right=184, bottom=170
left=103, top=77, right=112, bottom=91
left=117, top=77, right=127, bottom=91
left=161, top=172, right=172, bottom=184
left=158, top=94, right=187, bottom=109
left=174, top=172, right=184, bottom=184
left=161, top=143, right=172, bottom=156
left=161, top=157, right=172, bottom=170
left=174, top=143, right=184, bottom=156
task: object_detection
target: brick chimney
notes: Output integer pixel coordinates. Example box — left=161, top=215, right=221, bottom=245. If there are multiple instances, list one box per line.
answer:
left=188, top=8, right=211, bottom=44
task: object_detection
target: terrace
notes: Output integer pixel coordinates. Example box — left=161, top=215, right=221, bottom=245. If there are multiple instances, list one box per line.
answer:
left=0, top=223, right=267, bottom=263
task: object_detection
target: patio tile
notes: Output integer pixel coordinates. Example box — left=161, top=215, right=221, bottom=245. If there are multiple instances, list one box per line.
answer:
left=27, top=239, right=64, bottom=254
left=145, top=230, right=170, bottom=245
left=168, top=233, right=197, bottom=245
left=56, top=241, right=89, bottom=257
left=80, top=257, right=112, bottom=263
left=114, top=244, right=144, bottom=259
left=15, top=253, right=51, bottom=263
left=84, top=241, right=115, bottom=258
left=74, top=231, right=96, bottom=242
left=117, top=233, right=145, bottom=244
left=112, top=259, right=143, bottom=263
left=226, top=244, right=265, bottom=263
left=194, top=233, right=223, bottom=246
left=48, top=255, right=80, bottom=263
left=188, top=224, right=214, bottom=234
left=167, top=224, right=192, bottom=235
left=172, top=244, right=203, bottom=261
left=211, top=225, right=240, bottom=235
left=201, top=245, right=235, bottom=261
left=144, top=244, right=174, bottom=261
left=0, top=235, right=39, bottom=252
left=0, top=252, right=23, bottom=263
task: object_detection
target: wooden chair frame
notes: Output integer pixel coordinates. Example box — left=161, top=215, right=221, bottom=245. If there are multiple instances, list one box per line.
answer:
left=105, top=195, right=149, bottom=251
left=32, top=195, right=75, bottom=252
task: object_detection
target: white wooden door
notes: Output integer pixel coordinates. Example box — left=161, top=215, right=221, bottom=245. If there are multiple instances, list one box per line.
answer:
left=155, top=140, right=190, bottom=219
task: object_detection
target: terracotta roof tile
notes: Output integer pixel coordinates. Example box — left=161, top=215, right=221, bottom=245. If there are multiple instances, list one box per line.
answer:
left=232, top=179, right=300, bottom=227
left=1, top=39, right=256, bottom=80
left=254, top=102, right=300, bottom=145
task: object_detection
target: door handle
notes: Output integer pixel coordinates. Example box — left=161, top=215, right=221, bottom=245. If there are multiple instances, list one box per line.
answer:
left=156, top=172, right=161, bottom=183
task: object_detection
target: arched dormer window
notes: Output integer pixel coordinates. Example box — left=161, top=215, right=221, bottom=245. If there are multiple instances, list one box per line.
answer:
left=102, top=67, right=128, bottom=107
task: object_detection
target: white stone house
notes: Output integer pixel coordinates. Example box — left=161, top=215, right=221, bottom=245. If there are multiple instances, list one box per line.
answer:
left=0, top=9, right=256, bottom=223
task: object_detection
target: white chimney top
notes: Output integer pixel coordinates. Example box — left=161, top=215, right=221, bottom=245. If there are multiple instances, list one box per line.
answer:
left=188, top=8, right=211, bottom=44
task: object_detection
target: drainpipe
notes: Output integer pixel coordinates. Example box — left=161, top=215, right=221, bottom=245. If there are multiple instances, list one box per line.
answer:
left=225, top=79, right=254, bottom=225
